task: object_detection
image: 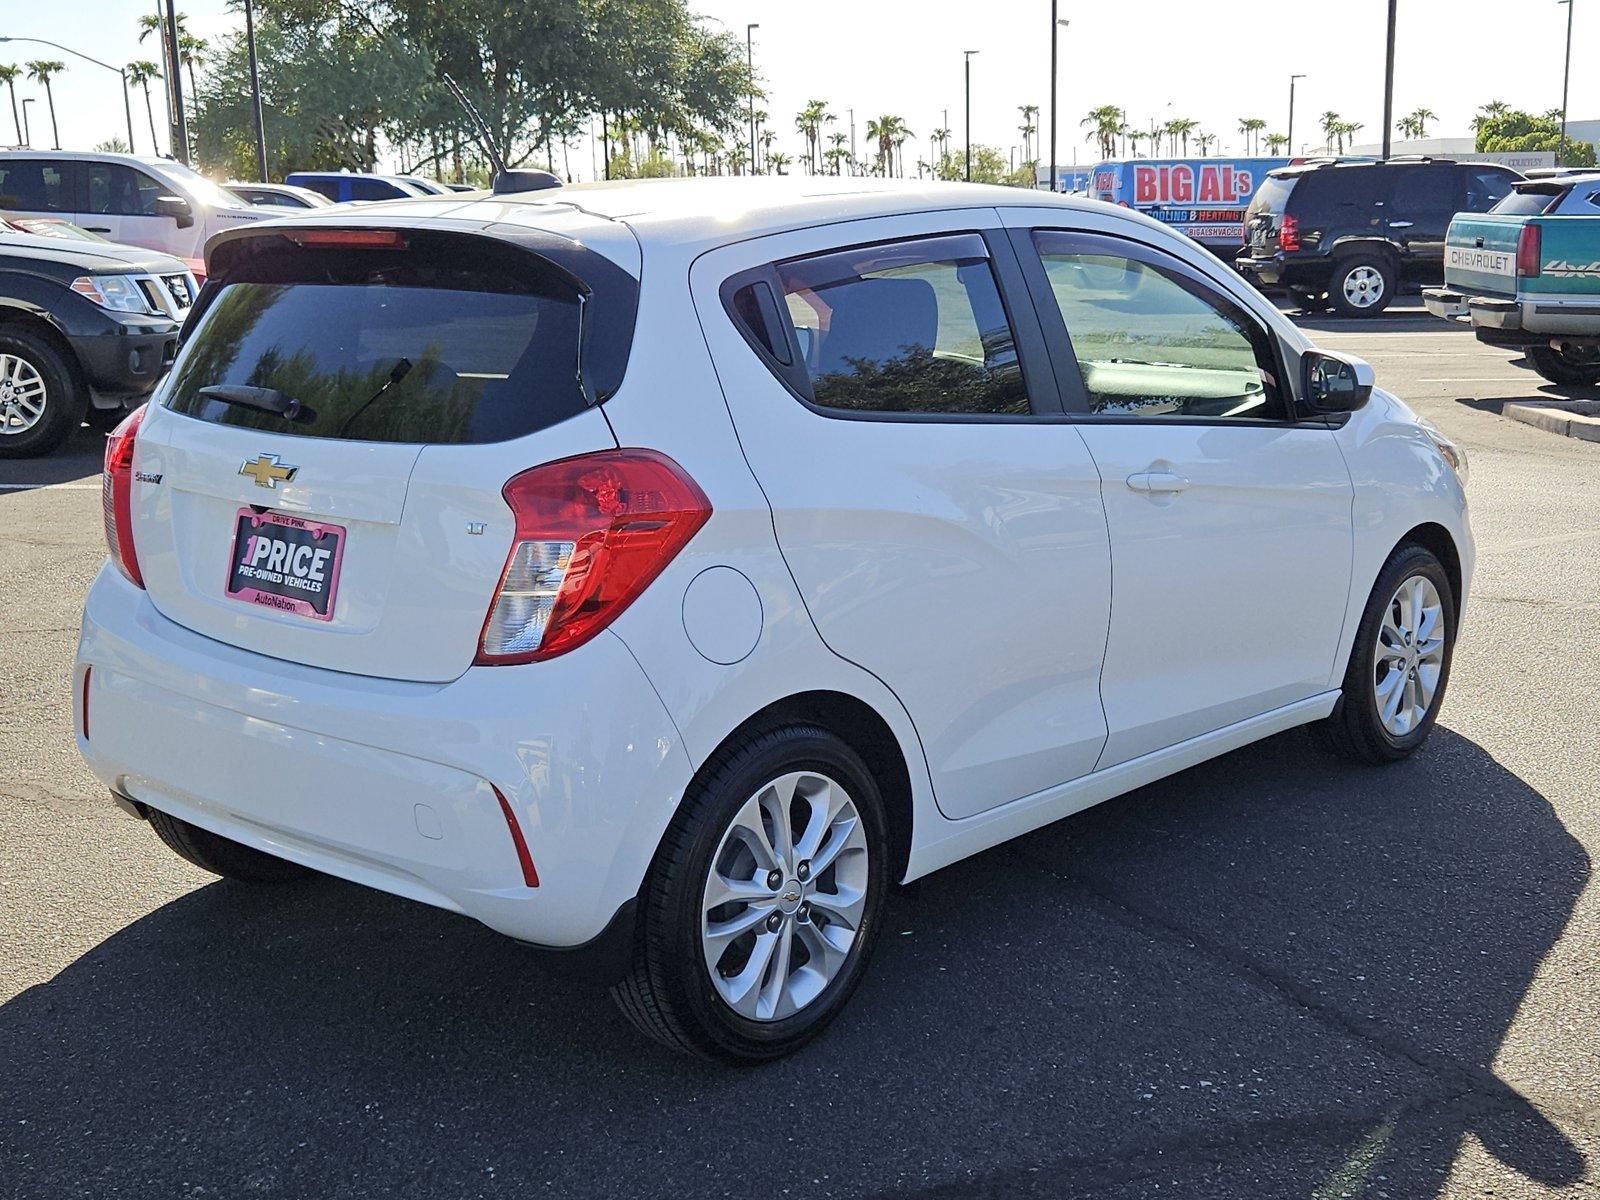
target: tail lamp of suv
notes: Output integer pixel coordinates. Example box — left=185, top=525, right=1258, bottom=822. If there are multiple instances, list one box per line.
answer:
left=476, top=449, right=711, bottom=665
left=102, top=405, right=147, bottom=588
left=1517, top=224, right=1542, bottom=278
left=1278, top=213, right=1301, bottom=253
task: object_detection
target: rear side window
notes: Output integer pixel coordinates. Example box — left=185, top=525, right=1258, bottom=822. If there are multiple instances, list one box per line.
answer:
left=1248, top=174, right=1296, bottom=216
left=0, top=160, right=72, bottom=212
left=1291, top=168, right=1385, bottom=221
left=732, top=233, right=1030, bottom=417
left=162, top=233, right=590, bottom=445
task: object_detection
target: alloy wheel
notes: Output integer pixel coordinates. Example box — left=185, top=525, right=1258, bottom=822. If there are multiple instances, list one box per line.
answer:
left=1342, top=265, right=1386, bottom=310
left=1373, top=574, right=1446, bottom=736
left=0, top=354, right=48, bottom=437
left=700, top=770, right=869, bottom=1022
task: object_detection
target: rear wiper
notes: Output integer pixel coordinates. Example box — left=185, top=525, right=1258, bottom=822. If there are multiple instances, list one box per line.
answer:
left=198, top=384, right=312, bottom=422
left=337, top=359, right=414, bottom=437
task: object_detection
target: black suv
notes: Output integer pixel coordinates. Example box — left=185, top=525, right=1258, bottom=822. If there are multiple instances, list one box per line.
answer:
left=1237, top=159, right=1520, bottom=317
left=0, top=223, right=192, bottom=456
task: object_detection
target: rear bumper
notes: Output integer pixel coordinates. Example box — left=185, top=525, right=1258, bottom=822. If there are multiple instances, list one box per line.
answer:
left=1423, top=287, right=1471, bottom=321
left=1236, top=253, right=1330, bottom=290
left=1425, top=289, right=1600, bottom=340
left=74, top=565, right=695, bottom=953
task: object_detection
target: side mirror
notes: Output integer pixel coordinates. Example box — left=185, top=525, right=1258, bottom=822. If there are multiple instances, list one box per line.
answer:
left=154, top=195, right=194, bottom=229
left=1302, top=349, right=1374, bottom=415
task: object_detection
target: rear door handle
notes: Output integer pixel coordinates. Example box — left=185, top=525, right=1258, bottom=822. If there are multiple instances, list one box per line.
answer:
left=84, top=226, right=112, bottom=233
left=1388, top=220, right=1414, bottom=229
left=1144, top=471, right=1190, bottom=494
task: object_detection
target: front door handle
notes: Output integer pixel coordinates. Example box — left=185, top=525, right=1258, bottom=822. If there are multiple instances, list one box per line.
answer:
left=84, top=226, right=112, bottom=233
left=1144, top=471, right=1190, bottom=494
left=1388, top=220, right=1414, bottom=229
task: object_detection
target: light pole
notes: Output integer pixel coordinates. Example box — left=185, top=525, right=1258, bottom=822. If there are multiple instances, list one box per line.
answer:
left=165, top=0, right=189, bottom=164
left=848, top=107, right=855, bottom=175
left=964, top=50, right=978, bottom=182
left=243, top=0, right=268, bottom=180
left=1050, top=13, right=1068, bottom=191
left=21, top=98, right=34, bottom=147
left=746, top=23, right=759, bottom=174
left=1558, top=0, right=1575, bottom=165
left=0, top=36, right=134, bottom=153
left=1287, top=74, right=1305, bottom=160
left=1380, top=0, right=1397, bottom=159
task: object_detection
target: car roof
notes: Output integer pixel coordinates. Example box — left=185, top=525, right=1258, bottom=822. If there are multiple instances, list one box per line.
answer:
left=274, top=176, right=1114, bottom=252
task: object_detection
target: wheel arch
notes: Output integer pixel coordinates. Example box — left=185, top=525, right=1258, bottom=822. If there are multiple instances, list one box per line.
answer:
left=688, top=690, right=916, bottom=885
left=1398, top=521, right=1463, bottom=617
left=0, top=304, right=90, bottom=400
left=1328, top=237, right=1401, bottom=267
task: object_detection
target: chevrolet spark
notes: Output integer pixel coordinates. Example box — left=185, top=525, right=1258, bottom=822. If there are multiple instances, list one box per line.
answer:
left=75, top=178, right=1472, bottom=1061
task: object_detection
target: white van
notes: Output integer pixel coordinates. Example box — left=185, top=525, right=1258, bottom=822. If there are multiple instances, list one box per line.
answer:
left=0, top=150, right=276, bottom=270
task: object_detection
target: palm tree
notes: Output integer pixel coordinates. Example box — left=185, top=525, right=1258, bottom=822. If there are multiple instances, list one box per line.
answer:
left=126, top=60, right=162, bottom=155
left=794, top=100, right=832, bottom=174
left=1471, top=100, right=1510, bottom=133
left=1336, top=120, right=1363, bottom=153
left=1166, top=117, right=1198, bottom=156
left=25, top=61, right=65, bottom=149
left=1265, top=132, right=1290, bottom=154
left=1238, top=116, right=1267, bottom=155
left=0, top=65, right=20, bottom=146
left=1080, top=105, right=1124, bottom=159
left=866, top=115, right=910, bottom=177
left=1126, top=129, right=1146, bottom=158
left=727, top=145, right=750, bottom=176
left=1404, top=106, right=1437, bottom=139
left=137, top=10, right=182, bottom=140
left=1017, top=104, right=1039, bottom=163
left=751, top=109, right=768, bottom=172
left=1319, top=110, right=1343, bottom=154
left=1196, top=130, right=1217, bottom=156
left=177, top=33, right=207, bottom=120
left=826, top=130, right=848, bottom=175
left=759, top=128, right=776, bottom=174
left=767, top=150, right=792, bottom=175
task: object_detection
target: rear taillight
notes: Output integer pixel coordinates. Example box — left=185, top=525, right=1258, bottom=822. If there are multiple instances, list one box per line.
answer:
left=101, top=405, right=147, bottom=588
left=475, top=449, right=711, bottom=664
left=1279, top=213, right=1301, bottom=252
left=1517, top=223, right=1542, bottom=278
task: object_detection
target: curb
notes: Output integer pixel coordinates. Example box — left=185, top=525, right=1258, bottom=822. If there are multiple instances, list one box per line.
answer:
left=1502, top=400, right=1600, bottom=444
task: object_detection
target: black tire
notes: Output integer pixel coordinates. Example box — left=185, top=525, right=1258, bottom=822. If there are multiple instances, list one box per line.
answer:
left=0, top=325, right=85, bottom=458
left=147, top=808, right=311, bottom=883
left=1288, top=287, right=1326, bottom=313
left=1328, top=254, right=1397, bottom=318
left=611, top=724, right=889, bottom=1062
left=1318, top=543, right=1456, bottom=764
left=1526, top=344, right=1600, bottom=387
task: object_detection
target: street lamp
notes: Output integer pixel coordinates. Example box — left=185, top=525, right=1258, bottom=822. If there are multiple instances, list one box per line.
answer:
left=21, top=98, right=34, bottom=148
left=1287, top=74, right=1306, bottom=160
left=243, top=0, right=268, bottom=181
left=746, top=24, right=759, bottom=174
left=1380, top=0, right=1398, bottom=160
left=964, top=49, right=979, bottom=182
left=1558, top=0, right=1575, bottom=165
left=1050, top=13, right=1068, bottom=191
left=0, top=36, right=135, bottom=154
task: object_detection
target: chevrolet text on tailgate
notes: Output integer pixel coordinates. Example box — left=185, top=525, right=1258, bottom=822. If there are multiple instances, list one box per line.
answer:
left=1425, top=173, right=1600, bottom=385
left=76, top=177, right=1474, bottom=1062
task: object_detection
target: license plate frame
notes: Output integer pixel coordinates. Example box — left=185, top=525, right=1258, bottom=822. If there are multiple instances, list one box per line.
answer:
left=225, top=508, right=346, bottom=621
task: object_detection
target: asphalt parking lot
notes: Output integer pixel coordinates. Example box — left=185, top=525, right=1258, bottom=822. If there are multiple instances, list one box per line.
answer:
left=2, top=300, right=1597, bottom=1199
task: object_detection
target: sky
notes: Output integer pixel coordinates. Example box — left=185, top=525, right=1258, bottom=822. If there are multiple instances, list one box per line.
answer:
left=0, top=0, right=1592, bottom=177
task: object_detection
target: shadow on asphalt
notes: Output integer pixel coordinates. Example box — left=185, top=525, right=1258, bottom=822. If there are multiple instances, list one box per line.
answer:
left=0, top=422, right=105, bottom=490
left=0, top=728, right=1587, bottom=1197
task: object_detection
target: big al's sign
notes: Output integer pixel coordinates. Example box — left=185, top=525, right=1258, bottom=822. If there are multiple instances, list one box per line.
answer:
left=1090, top=157, right=1292, bottom=250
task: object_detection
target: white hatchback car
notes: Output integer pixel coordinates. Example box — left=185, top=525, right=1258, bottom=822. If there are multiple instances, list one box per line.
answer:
left=75, top=178, right=1471, bottom=1061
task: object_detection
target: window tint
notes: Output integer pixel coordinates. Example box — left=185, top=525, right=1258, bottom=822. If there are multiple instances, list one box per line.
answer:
left=1492, top=187, right=1565, bottom=216
left=1291, top=167, right=1385, bottom=220
left=1033, top=233, right=1282, bottom=421
left=1248, top=174, right=1296, bottom=216
left=350, top=178, right=400, bottom=201
left=85, top=163, right=166, bottom=216
left=163, top=237, right=590, bottom=445
left=0, top=160, right=72, bottom=212
left=765, top=234, right=1030, bottom=416
left=1393, top=165, right=1457, bottom=215
left=1463, top=167, right=1516, bottom=210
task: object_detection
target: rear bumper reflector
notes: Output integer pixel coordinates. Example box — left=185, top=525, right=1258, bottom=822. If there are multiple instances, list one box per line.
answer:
left=494, top=786, right=541, bottom=888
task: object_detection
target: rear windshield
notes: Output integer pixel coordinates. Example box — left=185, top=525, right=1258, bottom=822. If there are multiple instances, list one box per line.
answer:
left=162, top=234, right=587, bottom=445
left=1249, top=174, right=1296, bottom=215
left=1491, top=187, right=1565, bottom=216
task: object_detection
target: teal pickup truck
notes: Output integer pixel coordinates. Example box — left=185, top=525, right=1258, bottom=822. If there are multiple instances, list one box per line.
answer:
left=1424, top=173, right=1600, bottom=385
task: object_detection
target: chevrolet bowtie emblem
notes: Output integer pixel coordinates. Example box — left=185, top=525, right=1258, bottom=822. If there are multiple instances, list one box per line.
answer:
left=239, top=453, right=298, bottom=489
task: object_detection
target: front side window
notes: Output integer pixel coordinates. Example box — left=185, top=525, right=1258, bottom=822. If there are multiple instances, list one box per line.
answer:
left=0, top=160, right=71, bottom=212
left=753, top=234, right=1030, bottom=416
left=1033, top=232, right=1283, bottom=420
left=85, top=163, right=165, bottom=216
left=1393, top=165, right=1458, bottom=216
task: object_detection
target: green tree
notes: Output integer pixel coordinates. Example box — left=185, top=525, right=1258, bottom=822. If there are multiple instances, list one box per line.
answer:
left=1319, top=109, right=1342, bottom=153
left=794, top=99, right=832, bottom=174
left=1238, top=116, right=1266, bottom=155
left=1081, top=104, right=1123, bottom=159
left=1265, top=132, right=1289, bottom=154
left=1475, top=106, right=1597, bottom=167
left=24, top=61, right=65, bottom=149
left=0, top=65, right=21, bottom=145
left=1018, top=104, right=1038, bottom=162
left=866, top=114, right=910, bottom=176
left=767, top=149, right=792, bottom=175
left=1405, top=106, right=1437, bottom=138
left=127, top=60, right=163, bottom=156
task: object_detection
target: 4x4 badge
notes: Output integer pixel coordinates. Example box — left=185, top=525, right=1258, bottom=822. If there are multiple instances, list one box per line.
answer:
left=239, top=454, right=298, bottom=489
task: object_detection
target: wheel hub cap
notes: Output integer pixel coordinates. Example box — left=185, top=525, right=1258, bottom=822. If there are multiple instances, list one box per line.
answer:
left=1344, top=266, right=1385, bottom=308
left=0, top=354, right=48, bottom=437
left=700, top=770, right=870, bottom=1022
left=1373, top=574, right=1446, bottom=736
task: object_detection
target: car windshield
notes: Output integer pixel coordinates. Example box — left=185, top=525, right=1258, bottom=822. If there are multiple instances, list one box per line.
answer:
left=151, top=159, right=247, bottom=211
